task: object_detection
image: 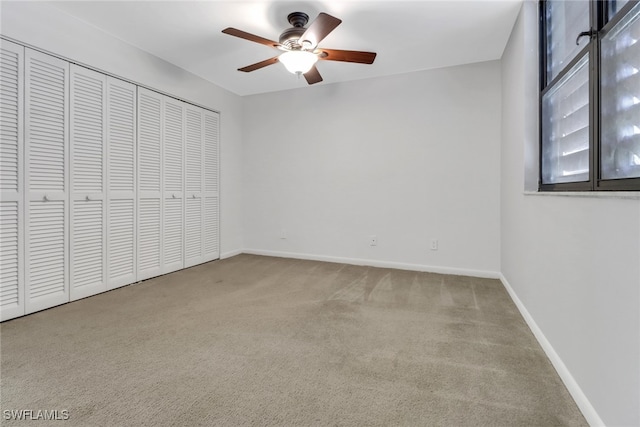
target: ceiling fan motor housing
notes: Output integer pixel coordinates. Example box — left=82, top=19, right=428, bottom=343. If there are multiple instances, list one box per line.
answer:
left=279, top=12, right=310, bottom=50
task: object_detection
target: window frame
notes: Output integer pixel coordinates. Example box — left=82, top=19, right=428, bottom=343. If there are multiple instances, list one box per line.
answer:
left=539, top=0, right=640, bottom=192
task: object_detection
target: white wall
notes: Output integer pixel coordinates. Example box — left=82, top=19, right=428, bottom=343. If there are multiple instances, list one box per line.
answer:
left=242, top=62, right=502, bottom=277
left=0, top=1, right=244, bottom=256
left=8, top=1, right=639, bottom=423
left=501, top=2, right=640, bottom=426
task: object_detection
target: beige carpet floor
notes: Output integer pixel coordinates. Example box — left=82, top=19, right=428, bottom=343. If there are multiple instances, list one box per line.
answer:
left=1, top=254, right=586, bottom=426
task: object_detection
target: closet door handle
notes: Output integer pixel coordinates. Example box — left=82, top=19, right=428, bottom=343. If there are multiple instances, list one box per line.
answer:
left=43, top=195, right=48, bottom=202
left=85, top=196, right=90, bottom=201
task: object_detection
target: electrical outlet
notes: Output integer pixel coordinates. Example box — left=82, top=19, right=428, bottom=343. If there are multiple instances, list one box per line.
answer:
left=280, top=229, right=287, bottom=239
left=369, top=235, right=378, bottom=246
left=431, top=239, right=438, bottom=251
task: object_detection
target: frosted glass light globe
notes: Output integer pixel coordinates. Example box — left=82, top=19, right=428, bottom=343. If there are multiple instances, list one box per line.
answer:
left=279, top=51, right=318, bottom=74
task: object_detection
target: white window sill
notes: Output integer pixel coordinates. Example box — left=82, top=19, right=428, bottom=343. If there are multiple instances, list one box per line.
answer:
left=524, top=191, right=640, bottom=200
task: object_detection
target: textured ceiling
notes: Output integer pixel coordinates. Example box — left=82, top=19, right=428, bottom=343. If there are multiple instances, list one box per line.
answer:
left=50, top=0, right=523, bottom=96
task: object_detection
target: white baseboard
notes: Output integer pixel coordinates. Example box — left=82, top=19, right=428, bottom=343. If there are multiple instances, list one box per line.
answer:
left=220, top=249, right=243, bottom=259
left=499, top=274, right=604, bottom=427
left=242, top=248, right=501, bottom=279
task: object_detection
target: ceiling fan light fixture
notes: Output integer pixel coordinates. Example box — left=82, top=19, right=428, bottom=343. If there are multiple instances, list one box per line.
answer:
left=279, top=50, right=318, bottom=75
left=222, top=11, right=375, bottom=85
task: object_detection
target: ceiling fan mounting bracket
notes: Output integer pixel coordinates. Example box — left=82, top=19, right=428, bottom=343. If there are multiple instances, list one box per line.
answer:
left=287, top=12, right=309, bottom=28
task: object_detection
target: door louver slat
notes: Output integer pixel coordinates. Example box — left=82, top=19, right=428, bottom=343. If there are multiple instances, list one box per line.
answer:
left=0, top=201, right=19, bottom=307
left=108, top=199, right=134, bottom=281
left=139, top=198, right=161, bottom=272
left=28, top=200, right=65, bottom=299
left=186, top=196, right=201, bottom=260
left=72, top=200, right=103, bottom=289
left=163, top=197, right=183, bottom=267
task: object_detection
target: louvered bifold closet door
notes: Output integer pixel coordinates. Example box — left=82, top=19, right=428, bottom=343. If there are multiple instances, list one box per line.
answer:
left=202, top=111, right=220, bottom=262
left=0, top=40, right=25, bottom=321
left=70, top=65, right=107, bottom=301
left=106, top=77, right=136, bottom=289
left=137, top=88, right=163, bottom=280
left=24, top=49, right=69, bottom=314
left=162, top=98, right=184, bottom=274
left=184, top=106, right=203, bottom=268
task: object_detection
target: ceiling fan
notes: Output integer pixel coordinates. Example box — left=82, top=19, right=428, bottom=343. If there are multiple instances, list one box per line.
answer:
left=222, top=12, right=377, bottom=85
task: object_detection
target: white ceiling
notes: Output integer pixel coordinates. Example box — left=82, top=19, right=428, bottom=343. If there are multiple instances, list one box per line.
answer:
left=50, top=0, right=523, bottom=96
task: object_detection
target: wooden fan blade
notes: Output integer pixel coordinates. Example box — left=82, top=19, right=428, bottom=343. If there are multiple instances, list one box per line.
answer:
left=222, top=28, right=281, bottom=49
left=304, top=65, right=323, bottom=85
left=238, top=57, right=279, bottom=72
left=318, top=48, right=377, bottom=64
left=300, top=13, right=342, bottom=47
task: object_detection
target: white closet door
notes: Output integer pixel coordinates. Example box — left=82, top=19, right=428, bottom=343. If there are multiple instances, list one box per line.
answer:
left=106, top=77, right=137, bottom=289
left=24, top=49, right=69, bottom=314
left=0, top=40, right=25, bottom=321
left=203, top=111, right=220, bottom=262
left=69, top=65, right=107, bottom=301
left=184, top=106, right=203, bottom=268
left=137, top=88, right=163, bottom=280
left=162, top=98, right=184, bottom=274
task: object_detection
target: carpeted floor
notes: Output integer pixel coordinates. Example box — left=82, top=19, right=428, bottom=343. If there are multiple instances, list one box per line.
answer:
left=1, top=254, right=587, bottom=426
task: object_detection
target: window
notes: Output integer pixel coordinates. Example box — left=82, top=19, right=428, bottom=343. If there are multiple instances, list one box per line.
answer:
left=540, top=0, right=640, bottom=191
